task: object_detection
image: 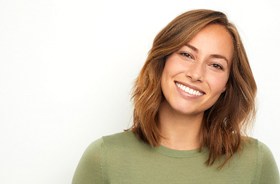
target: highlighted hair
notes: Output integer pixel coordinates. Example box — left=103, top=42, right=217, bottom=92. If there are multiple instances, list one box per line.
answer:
left=131, top=9, right=257, bottom=167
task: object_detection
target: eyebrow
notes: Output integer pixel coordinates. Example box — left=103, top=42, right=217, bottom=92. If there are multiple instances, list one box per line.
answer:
left=185, top=44, right=230, bottom=64
left=185, top=44, right=198, bottom=52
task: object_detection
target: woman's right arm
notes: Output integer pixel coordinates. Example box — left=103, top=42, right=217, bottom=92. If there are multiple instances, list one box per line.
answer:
left=72, top=138, right=104, bottom=184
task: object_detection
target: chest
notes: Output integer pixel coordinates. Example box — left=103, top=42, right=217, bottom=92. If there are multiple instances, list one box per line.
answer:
left=103, top=154, right=255, bottom=184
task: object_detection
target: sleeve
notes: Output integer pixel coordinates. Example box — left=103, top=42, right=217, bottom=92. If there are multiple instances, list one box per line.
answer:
left=72, top=138, right=104, bottom=184
left=257, top=141, right=280, bottom=184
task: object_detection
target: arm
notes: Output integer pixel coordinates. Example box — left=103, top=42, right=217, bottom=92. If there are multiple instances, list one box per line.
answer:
left=72, top=138, right=104, bottom=184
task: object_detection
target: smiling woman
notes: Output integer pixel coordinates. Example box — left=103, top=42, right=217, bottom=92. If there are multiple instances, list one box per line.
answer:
left=72, top=9, right=279, bottom=184
left=161, top=24, right=232, bottom=118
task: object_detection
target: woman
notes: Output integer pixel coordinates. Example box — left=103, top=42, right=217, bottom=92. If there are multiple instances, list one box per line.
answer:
left=72, top=9, right=279, bottom=183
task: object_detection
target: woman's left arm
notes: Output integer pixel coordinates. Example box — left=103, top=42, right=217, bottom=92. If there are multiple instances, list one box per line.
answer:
left=257, top=142, right=280, bottom=184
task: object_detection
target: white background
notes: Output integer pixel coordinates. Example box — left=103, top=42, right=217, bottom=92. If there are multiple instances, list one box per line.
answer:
left=0, top=0, right=279, bottom=183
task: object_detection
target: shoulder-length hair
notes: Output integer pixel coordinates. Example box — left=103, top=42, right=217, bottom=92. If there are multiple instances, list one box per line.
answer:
left=131, top=9, right=257, bottom=167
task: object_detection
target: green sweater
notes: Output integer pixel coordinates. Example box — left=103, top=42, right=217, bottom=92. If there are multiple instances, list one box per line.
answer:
left=72, top=131, right=279, bottom=184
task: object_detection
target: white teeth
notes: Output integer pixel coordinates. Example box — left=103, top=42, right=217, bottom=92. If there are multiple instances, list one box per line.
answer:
left=176, top=83, right=203, bottom=96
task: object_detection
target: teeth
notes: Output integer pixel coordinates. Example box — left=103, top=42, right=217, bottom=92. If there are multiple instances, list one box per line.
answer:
left=176, top=83, right=203, bottom=96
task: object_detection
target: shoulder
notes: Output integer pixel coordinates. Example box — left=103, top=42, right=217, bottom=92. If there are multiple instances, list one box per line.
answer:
left=72, top=132, right=139, bottom=176
left=102, top=131, right=137, bottom=145
left=241, top=137, right=279, bottom=183
left=240, top=137, right=276, bottom=164
left=241, top=137, right=265, bottom=152
left=72, top=136, right=106, bottom=183
left=101, top=131, right=149, bottom=152
left=241, top=137, right=276, bottom=160
left=86, top=131, right=136, bottom=147
left=85, top=131, right=146, bottom=154
left=73, top=132, right=136, bottom=183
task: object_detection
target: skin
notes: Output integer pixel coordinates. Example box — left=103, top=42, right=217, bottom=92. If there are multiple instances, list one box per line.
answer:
left=159, top=24, right=234, bottom=150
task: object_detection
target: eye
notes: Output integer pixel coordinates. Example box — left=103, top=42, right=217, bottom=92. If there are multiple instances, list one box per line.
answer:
left=211, top=63, right=224, bottom=70
left=179, top=51, right=194, bottom=60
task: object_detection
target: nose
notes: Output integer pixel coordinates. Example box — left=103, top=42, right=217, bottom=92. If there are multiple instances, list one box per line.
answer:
left=185, top=63, right=204, bottom=82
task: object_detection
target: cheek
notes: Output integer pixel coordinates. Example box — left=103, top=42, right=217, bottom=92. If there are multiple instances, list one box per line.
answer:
left=161, top=64, right=179, bottom=87
left=163, top=55, right=186, bottom=76
left=208, top=74, right=229, bottom=94
left=160, top=67, right=171, bottom=93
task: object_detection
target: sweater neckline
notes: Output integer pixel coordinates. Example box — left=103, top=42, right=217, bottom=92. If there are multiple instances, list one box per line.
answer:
left=154, top=145, right=207, bottom=158
left=127, top=131, right=207, bottom=158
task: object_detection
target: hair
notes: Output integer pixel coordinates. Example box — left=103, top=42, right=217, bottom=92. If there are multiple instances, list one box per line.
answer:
left=130, top=9, right=257, bottom=167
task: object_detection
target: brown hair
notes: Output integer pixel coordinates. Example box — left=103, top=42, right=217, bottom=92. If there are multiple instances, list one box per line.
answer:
left=131, top=9, right=257, bottom=167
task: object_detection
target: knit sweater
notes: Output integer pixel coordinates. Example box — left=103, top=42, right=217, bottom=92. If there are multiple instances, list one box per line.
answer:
left=72, top=131, right=279, bottom=184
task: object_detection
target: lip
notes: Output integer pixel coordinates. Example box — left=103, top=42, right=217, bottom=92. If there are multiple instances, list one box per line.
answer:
left=174, top=81, right=206, bottom=95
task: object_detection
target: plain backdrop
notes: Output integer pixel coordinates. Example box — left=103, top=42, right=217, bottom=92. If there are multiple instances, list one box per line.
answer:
left=0, top=0, right=279, bottom=183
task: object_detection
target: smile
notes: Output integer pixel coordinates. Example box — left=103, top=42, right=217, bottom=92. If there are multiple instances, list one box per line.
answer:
left=175, top=82, right=204, bottom=96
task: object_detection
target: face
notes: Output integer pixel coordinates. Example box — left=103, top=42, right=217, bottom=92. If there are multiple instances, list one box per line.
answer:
left=161, top=24, right=234, bottom=116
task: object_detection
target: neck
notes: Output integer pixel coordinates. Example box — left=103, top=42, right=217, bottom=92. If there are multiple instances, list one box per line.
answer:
left=158, top=101, right=203, bottom=150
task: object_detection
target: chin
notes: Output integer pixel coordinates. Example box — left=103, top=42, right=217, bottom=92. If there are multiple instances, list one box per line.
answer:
left=171, top=105, right=204, bottom=117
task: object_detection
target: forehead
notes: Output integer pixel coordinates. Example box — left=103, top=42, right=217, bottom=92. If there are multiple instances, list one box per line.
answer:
left=187, top=24, right=234, bottom=62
